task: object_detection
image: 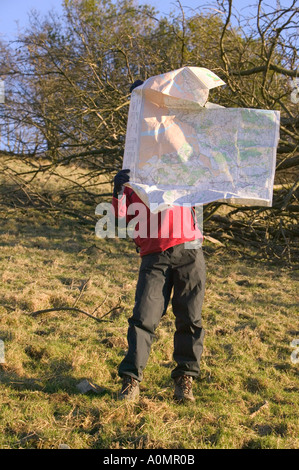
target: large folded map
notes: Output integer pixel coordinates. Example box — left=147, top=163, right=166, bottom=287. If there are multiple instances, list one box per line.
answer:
left=123, top=67, right=280, bottom=212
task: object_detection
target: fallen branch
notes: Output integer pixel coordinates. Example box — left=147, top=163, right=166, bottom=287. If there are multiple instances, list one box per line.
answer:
left=204, top=235, right=225, bottom=246
left=276, top=154, right=299, bottom=171
left=250, top=401, right=269, bottom=418
left=28, top=304, right=122, bottom=323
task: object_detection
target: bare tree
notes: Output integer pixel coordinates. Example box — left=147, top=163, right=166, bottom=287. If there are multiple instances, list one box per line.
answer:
left=201, top=0, right=298, bottom=261
left=0, top=0, right=297, bottom=261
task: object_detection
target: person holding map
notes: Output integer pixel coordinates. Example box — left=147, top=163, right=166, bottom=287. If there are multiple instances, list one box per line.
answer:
left=106, top=67, right=279, bottom=402
left=112, top=80, right=206, bottom=403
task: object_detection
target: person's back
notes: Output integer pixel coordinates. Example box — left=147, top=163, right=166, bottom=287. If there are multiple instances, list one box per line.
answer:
left=112, top=184, right=203, bottom=257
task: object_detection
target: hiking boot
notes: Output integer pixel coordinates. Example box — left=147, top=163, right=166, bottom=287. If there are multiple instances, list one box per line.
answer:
left=119, top=375, right=140, bottom=401
left=173, top=375, right=195, bottom=402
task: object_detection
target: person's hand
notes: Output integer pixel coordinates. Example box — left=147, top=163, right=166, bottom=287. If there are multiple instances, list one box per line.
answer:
left=113, top=169, right=130, bottom=197
left=130, top=80, right=144, bottom=93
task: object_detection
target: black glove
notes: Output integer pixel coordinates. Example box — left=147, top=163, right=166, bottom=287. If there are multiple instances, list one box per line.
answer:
left=130, top=80, right=144, bottom=94
left=113, top=169, right=130, bottom=197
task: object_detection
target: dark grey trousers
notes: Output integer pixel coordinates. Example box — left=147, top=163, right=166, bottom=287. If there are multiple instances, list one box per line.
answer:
left=118, top=243, right=206, bottom=382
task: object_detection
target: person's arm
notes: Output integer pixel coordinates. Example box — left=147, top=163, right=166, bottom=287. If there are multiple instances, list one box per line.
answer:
left=112, top=169, right=130, bottom=219
left=113, top=169, right=130, bottom=198
left=112, top=81, right=143, bottom=218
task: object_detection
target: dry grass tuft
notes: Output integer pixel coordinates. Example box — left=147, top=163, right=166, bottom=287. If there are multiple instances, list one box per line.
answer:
left=0, top=157, right=298, bottom=449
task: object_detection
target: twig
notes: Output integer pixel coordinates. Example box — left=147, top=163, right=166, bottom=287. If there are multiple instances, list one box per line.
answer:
left=250, top=401, right=269, bottom=418
left=92, top=293, right=108, bottom=315
left=280, top=179, right=299, bottom=210
left=28, top=305, right=122, bottom=323
left=97, top=304, right=122, bottom=321
left=72, top=278, right=91, bottom=307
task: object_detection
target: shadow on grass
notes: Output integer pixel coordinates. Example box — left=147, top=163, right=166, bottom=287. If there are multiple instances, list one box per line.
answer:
left=0, top=362, right=113, bottom=399
left=0, top=201, right=136, bottom=261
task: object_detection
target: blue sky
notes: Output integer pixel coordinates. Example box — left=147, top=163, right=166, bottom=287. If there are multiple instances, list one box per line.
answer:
left=0, top=0, right=65, bottom=40
left=0, top=0, right=257, bottom=40
left=0, top=0, right=290, bottom=41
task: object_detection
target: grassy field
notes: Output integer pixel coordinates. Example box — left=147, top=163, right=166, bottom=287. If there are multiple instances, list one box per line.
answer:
left=0, top=157, right=298, bottom=449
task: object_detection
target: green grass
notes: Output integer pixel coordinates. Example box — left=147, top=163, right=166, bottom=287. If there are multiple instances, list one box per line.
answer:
left=0, top=158, right=298, bottom=449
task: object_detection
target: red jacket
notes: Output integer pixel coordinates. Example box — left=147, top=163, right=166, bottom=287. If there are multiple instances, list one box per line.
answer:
left=112, top=187, right=203, bottom=256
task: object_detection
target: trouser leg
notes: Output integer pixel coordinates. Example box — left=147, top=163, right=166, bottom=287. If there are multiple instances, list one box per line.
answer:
left=118, top=252, right=173, bottom=382
left=170, top=246, right=206, bottom=379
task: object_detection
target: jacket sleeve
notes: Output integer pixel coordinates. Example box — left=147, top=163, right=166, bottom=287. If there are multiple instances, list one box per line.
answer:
left=112, top=193, right=127, bottom=219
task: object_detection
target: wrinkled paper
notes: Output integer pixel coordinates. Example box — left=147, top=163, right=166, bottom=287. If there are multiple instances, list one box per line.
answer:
left=123, top=67, right=280, bottom=212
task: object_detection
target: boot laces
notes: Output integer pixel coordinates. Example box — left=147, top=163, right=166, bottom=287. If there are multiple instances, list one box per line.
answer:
left=122, top=375, right=138, bottom=393
left=177, top=375, right=192, bottom=393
